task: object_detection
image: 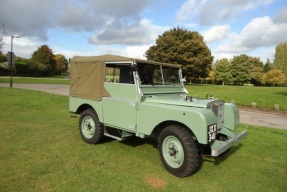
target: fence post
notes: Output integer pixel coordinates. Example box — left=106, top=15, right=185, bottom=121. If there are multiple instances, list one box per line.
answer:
left=252, top=102, right=256, bottom=108
left=274, top=104, right=279, bottom=111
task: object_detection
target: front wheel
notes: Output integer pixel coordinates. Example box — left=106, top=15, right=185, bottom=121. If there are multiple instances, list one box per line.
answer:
left=158, top=125, right=199, bottom=177
left=79, top=109, right=104, bottom=144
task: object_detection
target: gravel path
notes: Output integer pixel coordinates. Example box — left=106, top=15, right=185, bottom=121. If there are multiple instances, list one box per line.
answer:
left=1, top=83, right=286, bottom=130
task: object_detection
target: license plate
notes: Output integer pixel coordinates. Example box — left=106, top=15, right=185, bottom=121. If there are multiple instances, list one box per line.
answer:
left=208, top=124, right=217, bottom=142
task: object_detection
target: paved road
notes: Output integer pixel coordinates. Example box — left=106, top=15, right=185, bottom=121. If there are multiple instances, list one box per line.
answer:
left=1, top=83, right=286, bottom=130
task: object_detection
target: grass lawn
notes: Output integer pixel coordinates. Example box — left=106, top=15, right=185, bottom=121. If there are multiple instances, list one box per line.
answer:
left=0, top=76, right=70, bottom=85
left=1, top=76, right=287, bottom=112
left=0, top=88, right=286, bottom=191
left=185, top=84, right=287, bottom=111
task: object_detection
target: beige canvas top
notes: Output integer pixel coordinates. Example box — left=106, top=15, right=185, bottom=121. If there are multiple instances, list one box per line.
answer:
left=69, top=54, right=180, bottom=100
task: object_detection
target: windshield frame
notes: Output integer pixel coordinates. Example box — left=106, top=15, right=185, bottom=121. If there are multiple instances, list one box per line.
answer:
left=134, top=62, right=184, bottom=88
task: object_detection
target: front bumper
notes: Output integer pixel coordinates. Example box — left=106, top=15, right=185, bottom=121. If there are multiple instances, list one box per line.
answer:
left=210, top=130, right=248, bottom=156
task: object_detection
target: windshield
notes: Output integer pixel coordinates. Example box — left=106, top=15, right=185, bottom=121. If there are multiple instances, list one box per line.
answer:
left=137, top=63, right=182, bottom=86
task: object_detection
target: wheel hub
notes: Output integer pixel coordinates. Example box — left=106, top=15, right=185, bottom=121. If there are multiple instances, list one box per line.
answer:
left=162, top=135, right=184, bottom=168
left=82, top=116, right=96, bottom=139
left=168, top=145, right=178, bottom=157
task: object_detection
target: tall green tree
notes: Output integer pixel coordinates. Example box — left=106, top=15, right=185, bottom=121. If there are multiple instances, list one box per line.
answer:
left=54, top=54, right=68, bottom=74
left=230, top=55, right=250, bottom=85
left=263, top=58, right=273, bottom=72
left=31, top=45, right=56, bottom=75
left=248, top=57, right=263, bottom=85
left=274, top=42, right=287, bottom=76
left=230, top=54, right=263, bottom=85
left=145, top=27, right=213, bottom=80
left=214, top=58, right=232, bottom=85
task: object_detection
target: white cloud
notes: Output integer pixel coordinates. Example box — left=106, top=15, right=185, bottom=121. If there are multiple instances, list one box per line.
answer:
left=89, top=19, right=168, bottom=45
left=2, top=36, right=42, bottom=58
left=124, top=45, right=150, bottom=59
left=175, top=0, right=198, bottom=22
left=211, top=15, right=287, bottom=61
left=239, top=16, right=287, bottom=48
left=273, top=7, right=287, bottom=23
left=202, top=25, right=230, bottom=43
left=0, top=0, right=151, bottom=40
left=176, top=0, right=274, bottom=25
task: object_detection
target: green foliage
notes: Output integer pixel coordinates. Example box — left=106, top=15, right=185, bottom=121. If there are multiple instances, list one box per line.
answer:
left=230, top=54, right=263, bottom=85
left=0, top=88, right=287, bottom=191
left=15, top=61, right=29, bottom=75
left=54, top=54, right=68, bottom=74
left=263, top=58, right=273, bottom=72
left=28, top=59, right=50, bottom=77
left=262, top=69, right=287, bottom=86
left=145, top=27, right=213, bottom=81
left=0, top=62, right=10, bottom=75
left=31, top=45, right=56, bottom=75
left=0, top=52, right=7, bottom=62
left=248, top=57, right=263, bottom=85
left=274, top=42, right=287, bottom=75
left=205, top=65, right=215, bottom=83
left=214, top=58, right=232, bottom=85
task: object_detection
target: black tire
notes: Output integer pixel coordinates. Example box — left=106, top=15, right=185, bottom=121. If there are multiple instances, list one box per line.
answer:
left=158, top=125, right=199, bottom=177
left=79, top=109, right=104, bottom=144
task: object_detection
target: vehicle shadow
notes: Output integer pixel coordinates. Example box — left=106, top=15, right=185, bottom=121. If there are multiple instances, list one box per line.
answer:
left=201, top=143, right=243, bottom=165
left=120, top=137, right=158, bottom=148
left=99, top=136, right=158, bottom=148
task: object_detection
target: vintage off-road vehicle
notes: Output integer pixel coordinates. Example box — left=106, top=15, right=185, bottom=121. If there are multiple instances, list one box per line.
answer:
left=69, top=54, right=247, bottom=177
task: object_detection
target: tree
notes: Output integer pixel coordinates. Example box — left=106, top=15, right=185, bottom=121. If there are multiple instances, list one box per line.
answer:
left=0, top=53, right=6, bottom=62
left=248, top=57, right=263, bottom=85
left=205, top=64, right=215, bottom=84
left=27, top=59, right=48, bottom=76
left=263, top=58, right=273, bottom=72
left=0, top=36, right=4, bottom=55
left=262, top=69, right=286, bottom=86
left=145, top=27, right=213, bottom=81
left=274, top=42, right=287, bottom=76
left=31, top=45, right=56, bottom=75
left=54, top=54, right=68, bottom=74
left=214, top=58, right=232, bottom=85
left=230, top=54, right=263, bottom=85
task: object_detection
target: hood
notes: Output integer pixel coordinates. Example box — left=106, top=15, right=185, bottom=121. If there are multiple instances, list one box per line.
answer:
left=143, top=95, right=214, bottom=108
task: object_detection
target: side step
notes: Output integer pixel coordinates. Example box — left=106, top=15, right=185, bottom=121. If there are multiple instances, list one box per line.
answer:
left=104, top=127, right=134, bottom=141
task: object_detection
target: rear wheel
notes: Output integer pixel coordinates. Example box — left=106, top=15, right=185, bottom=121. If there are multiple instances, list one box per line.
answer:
left=158, top=125, right=199, bottom=177
left=79, top=109, right=104, bottom=144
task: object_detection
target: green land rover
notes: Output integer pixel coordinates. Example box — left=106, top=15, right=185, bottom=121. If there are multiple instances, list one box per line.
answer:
left=69, top=54, right=247, bottom=177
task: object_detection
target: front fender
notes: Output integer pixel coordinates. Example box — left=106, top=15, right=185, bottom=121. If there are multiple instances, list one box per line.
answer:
left=138, top=103, right=217, bottom=144
left=223, top=103, right=240, bottom=130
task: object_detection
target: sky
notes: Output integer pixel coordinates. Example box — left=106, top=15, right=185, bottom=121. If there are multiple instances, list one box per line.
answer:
left=1, top=0, right=287, bottom=63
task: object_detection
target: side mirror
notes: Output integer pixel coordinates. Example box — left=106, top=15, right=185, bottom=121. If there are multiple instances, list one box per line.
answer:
left=131, top=64, right=138, bottom=72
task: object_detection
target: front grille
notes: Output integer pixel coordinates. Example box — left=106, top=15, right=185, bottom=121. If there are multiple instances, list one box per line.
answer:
left=207, top=100, right=224, bottom=128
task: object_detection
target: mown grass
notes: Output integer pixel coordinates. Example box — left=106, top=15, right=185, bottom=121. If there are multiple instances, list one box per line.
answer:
left=185, top=84, right=287, bottom=111
left=0, top=88, right=286, bottom=191
left=1, top=76, right=287, bottom=111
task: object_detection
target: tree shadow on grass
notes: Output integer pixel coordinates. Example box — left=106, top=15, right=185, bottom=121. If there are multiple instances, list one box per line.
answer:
left=276, top=92, right=287, bottom=96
